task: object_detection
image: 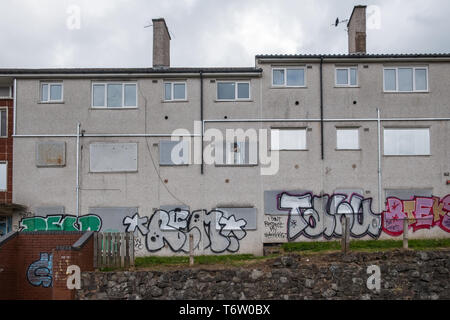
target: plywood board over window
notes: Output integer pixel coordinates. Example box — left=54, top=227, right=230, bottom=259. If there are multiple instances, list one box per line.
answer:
left=90, top=143, right=138, bottom=172
left=36, top=142, right=66, bottom=167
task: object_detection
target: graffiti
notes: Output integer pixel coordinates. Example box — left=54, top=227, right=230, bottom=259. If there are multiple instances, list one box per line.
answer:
left=382, top=195, right=450, bottom=236
left=20, top=214, right=102, bottom=232
left=27, top=253, right=53, bottom=288
left=134, top=237, right=144, bottom=250
left=122, top=209, right=248, bottom=253
left=123, top=213, right=148, bottom=235
left=264, top=216, right=287, bottom=240
left=278, top=192, right=381, bottom=241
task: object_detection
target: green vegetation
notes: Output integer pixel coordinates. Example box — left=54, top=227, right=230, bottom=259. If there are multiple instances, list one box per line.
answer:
left=282, top=238, right=450, bottom=253
left=135, top=253, right=271, bottom=268
left=98, top=239, right=450, bottom=270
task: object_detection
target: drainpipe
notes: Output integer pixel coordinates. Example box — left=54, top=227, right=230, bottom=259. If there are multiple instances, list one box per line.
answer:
left=320, top=57, right=324, bottom=160
left=13, top=79, right=17, bottom=136
left=200, top=71, right=204, bottom=175
left=76, top=123, right=81, bottom=219
left=377, top=109, right=382, bottom=212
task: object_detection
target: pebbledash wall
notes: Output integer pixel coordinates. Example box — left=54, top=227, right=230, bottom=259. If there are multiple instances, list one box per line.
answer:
left=0, top=231, right=94, bottom=300
left=2, top=7, right=450, bottom=257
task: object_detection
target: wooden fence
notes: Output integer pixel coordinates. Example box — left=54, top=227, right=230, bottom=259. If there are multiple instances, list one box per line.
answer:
left=93, top=232, right=135, bottom=269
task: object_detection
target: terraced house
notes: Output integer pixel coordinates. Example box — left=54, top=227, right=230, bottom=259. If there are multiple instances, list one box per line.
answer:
left=1, top=5, right=449, bottom=256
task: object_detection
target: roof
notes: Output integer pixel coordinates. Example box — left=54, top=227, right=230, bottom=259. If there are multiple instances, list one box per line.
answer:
left=256, top=53, right=450, bottom=59
left=0, top=67, right=262, bottom=75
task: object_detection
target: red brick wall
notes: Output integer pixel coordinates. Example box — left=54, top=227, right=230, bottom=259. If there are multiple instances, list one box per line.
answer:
left=0, top=98, right=13, bottom=203
left=0, top=233, right=18, bottom=299
left=0, top=232, right=95, bottom=300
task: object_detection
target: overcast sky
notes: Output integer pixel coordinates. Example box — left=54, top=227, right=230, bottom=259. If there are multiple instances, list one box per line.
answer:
left=1, top=0, right=450, bottom=68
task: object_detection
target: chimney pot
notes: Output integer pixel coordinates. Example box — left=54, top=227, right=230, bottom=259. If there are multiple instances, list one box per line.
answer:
left=152, top=18, right=171, bottom=68
left=347, top=5, right=367, bottom=54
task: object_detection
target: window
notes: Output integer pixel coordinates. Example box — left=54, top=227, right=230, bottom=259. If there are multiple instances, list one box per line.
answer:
left=224, top=141, right=247, bottom=165
left=215, top=208, right=257, bottom=230
left=271, top=129, right=307, bottom=150
left=384, top=128, right=430, bottom=156
left=0, top=86, right=12, bottom=98
left=385, top=188, right=432, bottom=200
left=159, top=140, right=190, bottom=165
left=164, top=82, right=186, bottom=101
left=0, top=216, right=12, bottom=236
left=36, top=142, right=66, bottom=167
left=41, top=82, right=63, bottom=102
left=217, top=81, right=250, bottom=100
left=336, top=128, right=359, bottom=150
left=92, top=83, right=137, bottom=108
left=272, top=68, right=305, bottom=87
left=335, top=67, right=358, bottom=86
left=0, top=162, right=6, bottom=191
left=0, top=109, right=7, bottom=137
left=383, top=67, right=428, bottom=92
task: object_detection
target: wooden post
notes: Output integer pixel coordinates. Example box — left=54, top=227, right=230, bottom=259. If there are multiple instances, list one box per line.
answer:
left=93, top=232, right=98, bottom=269
left=125, top=233, right=130, bottom=268
left=341, top=216, right=350, bottom=254
left=118, top=233, right=123, bottom=268
left=403, top=219, right=409, bottom=249
left=130, top=233, right=135, bottom=268
left=189, top=234, right=194, bottom=266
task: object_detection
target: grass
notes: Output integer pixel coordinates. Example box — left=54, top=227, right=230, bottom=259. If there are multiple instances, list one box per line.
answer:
left=98, top=238, right=450, bottom=271
left=282, top=238, right=450, bottom=253
left=135, top=253, right=271, bottom=268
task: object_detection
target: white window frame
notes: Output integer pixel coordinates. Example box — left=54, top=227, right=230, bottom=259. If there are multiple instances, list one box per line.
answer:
left=383, top=67, right=429, bottom=92
left=224, top=141, right=246, bottom=165
left=271, top=128, right=307, bottom=151
left=383, top=128, right=430, bottom=156
left=164, top=81, right=187, bottom=101
left=336, top=128, right=360, bottom=150
left=272, top=67, right=306, bottom=87
left=0, top=86, right=12, bottom=99
left=0, top=161, right=7, bottom=192
left=91, top=82, right=138, bottom=109
left=335, top=67, right=358, bottom=87
left=216, top=81, right=251, bottom=101
left=0, top=108, right=7, bottom=138
left=40, top=82, right=64, bottom=102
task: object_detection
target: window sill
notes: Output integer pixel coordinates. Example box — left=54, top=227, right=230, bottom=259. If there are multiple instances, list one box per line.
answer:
left=38, top=101, right=65, bottom=104
left=0, top=97, right=12, bottom=100
left=159, top=164, right=190, bottom=167
left=214, top=99, right=253, bottom=103
left=90, top=107, right=138, bottom=110
left=334, top=86, right=360, bottom=88
left=383, top=154, right=431, bottom=157
left=214, top=164, right=258, bottom=167
left=162, top=100, right=189, bottom=103
left=335, top=148, right=361, bottom=151
left=269, top=149, right=309, bottom=151
left=270, top=86, right=307, bottom=89
left=383, top=91, right=429, bottom=94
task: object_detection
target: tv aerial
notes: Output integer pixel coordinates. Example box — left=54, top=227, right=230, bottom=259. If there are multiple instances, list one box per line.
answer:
left=332, top=17, right=349, bottom=31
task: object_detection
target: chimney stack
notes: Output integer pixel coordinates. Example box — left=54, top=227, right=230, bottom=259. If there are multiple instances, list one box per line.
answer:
left=152, top=18, right=171, bottom=68
left=347, top=5, right=367, bottom=54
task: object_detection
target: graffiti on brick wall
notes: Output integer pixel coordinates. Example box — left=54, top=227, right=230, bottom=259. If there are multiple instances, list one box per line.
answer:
left=27, top=253, right=53, bottom=288
left=278, top=192, right=381, bottom=241
left=382, top=195, right=450, bottom=236
left=19, top=215, right=102, bottom=232
left=123, top=209, right=247, bottom=253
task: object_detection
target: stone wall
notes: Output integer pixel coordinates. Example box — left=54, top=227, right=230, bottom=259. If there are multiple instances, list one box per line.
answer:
left=76, top=249, right=450, bottom=300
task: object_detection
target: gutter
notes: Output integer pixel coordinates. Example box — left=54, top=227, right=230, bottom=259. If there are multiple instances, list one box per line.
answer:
left=320, top=56, right=324, bottom=160
left=200, top=71, right=204, bottom=175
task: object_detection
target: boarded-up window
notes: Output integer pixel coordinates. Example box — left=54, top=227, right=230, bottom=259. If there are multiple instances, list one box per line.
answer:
left=89, top=207, right=138, bottom=233
left=159, top=140, right=189, bottom=165
left=264, top=190, right=312, bottom=215
left=0, top=109, right=7, bottom=137
left=215, top=207, right=257, bottom=230
left=90, top=143, right=138, bottom=172
left=385, top=189, right=432, bottom=200
left=36, top=142, right=66, bottom=167
left=35, top=206, right=65, bottom=216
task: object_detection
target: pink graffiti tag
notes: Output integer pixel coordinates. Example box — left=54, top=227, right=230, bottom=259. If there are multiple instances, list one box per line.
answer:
left=382, top=195, right=450, bottom=236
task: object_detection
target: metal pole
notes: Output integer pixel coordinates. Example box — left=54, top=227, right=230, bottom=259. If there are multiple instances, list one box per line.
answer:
left=13, top=79, right=17, bottom=136
left=76, top=123, right=81, bottom=219
left=377, top=109, right=382, bottom=213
